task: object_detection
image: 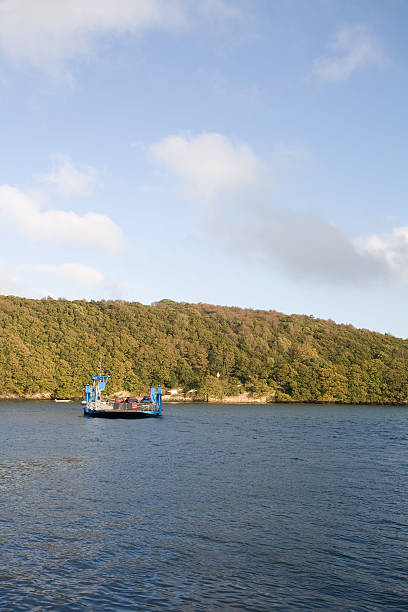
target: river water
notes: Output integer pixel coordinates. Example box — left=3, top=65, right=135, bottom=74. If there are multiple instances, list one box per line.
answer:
left=1, top=402, right=408, bottom=611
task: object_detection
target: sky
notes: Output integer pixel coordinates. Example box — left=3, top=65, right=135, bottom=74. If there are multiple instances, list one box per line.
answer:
left=1, top=0, right=408, bottom=336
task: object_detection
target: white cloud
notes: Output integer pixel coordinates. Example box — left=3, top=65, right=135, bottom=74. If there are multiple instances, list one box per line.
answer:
left=150, top=132, right=267, bottom=201
left=38, top=154, right=97, bottom=197
left=0, top=0, right=239, bottom=72
left=0, top=0, right=185, bottom=71
left=0, top=185, right=122, bottom=252
left=358, top=227, right=408, bottom=278
left=150, top=131, right=393, bottom=284
left=34, top=263, right=106, bottom=285
left=314, top=25, right=385, bottom=82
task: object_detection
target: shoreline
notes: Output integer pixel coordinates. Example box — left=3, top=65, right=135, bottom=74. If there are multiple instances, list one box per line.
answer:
left=0, top=394, right=407, bottom=406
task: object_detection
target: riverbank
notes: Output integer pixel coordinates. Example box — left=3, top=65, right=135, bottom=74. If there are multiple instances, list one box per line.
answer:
left=1, top=392, right=408, bottom=406
left=162, top=392, right=270, bottom=404
left=0, top=392, right=53, bottom=400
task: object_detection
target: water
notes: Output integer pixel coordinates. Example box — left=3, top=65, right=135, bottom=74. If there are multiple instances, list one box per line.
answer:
left=1, top=402, right=408, bottom=611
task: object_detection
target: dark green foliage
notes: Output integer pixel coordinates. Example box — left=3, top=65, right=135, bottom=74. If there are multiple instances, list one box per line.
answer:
left=0, top=295, right=407, bottom=402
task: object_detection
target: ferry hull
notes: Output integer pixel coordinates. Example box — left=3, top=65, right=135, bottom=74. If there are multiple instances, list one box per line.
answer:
left=84, top=409, right=161, bottom=419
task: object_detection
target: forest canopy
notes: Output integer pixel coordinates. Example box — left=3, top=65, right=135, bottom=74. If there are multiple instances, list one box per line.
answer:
left=0, top=295, right=407, bottom=403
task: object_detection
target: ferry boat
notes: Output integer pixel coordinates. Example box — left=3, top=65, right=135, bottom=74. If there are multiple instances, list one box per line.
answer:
left=84, top=374, right=162, bottom=419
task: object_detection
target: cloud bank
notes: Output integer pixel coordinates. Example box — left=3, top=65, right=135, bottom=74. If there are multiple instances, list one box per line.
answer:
left=314, top=25, right=385, bottom=82
left=31, top=262, right=120, bottom=300
left=34, top=263, right=106, bottom=285
left=0, top=263, right=20, bottom=295
left=0, top=185, right=122, bottom=252
left=151, top=131, right=404, bottom=284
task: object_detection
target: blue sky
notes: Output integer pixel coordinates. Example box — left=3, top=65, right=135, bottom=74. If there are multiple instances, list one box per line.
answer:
left=1, top=0, right=408, bottom=336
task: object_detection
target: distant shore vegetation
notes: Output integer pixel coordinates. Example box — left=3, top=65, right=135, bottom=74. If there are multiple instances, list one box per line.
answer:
left=0, top=295, right=407, bottom=404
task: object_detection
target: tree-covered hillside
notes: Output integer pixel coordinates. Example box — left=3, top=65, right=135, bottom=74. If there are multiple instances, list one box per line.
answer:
left=0, top=295, right=407, bottom=402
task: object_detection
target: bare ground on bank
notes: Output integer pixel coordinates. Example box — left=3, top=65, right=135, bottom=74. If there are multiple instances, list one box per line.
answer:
left=1, top=392, right=408, bottom=406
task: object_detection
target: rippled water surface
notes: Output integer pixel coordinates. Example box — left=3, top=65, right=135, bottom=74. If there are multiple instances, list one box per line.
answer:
left=1, top=402, right=408, bottom=610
